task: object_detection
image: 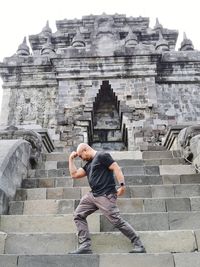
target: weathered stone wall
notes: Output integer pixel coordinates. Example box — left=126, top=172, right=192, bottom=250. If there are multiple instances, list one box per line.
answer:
left=0, top=139, right=31, bottom=214
left=156, top=83, right=200, bottom=124
left=0, top=14, right=200, bottom=151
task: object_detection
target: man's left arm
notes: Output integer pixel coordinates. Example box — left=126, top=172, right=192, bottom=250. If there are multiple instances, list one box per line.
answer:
left=109, top=162, right=125, bottom=196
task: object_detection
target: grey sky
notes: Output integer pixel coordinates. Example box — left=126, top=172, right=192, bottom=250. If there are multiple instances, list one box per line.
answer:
left=0, top=0, right=199, bottom=113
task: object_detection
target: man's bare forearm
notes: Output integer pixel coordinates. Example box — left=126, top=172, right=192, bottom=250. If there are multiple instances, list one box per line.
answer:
left=69, top=151, right=78, bottom=177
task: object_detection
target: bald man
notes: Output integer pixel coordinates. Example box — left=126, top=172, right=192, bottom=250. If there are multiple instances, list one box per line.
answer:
left=68, top=143, right=146, bottom=254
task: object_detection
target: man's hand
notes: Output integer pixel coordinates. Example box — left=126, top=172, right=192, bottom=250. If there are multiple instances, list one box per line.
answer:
left=69, top=151, right=78, bottom=160
left=117, top=186, right=125, bottom=196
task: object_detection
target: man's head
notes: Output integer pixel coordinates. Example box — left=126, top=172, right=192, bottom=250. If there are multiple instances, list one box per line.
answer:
left=76, top=143, right=96, bottom=161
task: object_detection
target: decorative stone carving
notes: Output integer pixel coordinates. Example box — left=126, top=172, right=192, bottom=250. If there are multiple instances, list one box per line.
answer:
left=177, top=126, right=200, bottom=160
left=17, top=37, right=30, bottom=56
left=154, top=18, right=163, bottom=31
left=41, top=21, right=52, bottom=37
left=155, top=31, right=169, bottom=51
left=179, top=32, right=194, bottom=51
left=41, top=37, right=55, bottom=55
left=1, top=14, right=200, bottom=152
left=71, top=29, right=86, bottom=47
left=125, top=29, right=138, bottom=47
left=0, top=126, right=43, bottom=166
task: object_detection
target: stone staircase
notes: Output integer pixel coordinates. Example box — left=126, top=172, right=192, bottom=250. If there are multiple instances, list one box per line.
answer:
left=1, top=150, right=200, bottom=266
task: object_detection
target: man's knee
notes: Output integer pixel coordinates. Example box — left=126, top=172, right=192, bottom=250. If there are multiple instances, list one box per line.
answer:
left=109, top=213, right=125, bottom=228
left=73, top=211, right=85, bottom=222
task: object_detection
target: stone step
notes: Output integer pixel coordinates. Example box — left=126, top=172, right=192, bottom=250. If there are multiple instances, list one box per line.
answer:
left=44, top=150, right=181, bottom=162
left=100, top=211, right=200, bottom=231
left=8, top=196, right=200, bottom=215
left=15, top=184, right=200, bottom=201
left=28, top=165, right=161, bottom=178
left=2, top=211, right=200, bottom=232
left=1, top=253, right=200, bottom=267
left=142, top=151, right=181, bottom=160
left=0, top=214, right=99, bottom=233
left=43, top=157, right=186, bottom=170
left=21, top=173, right=200, bottom=189
left=30, top=163, right=193, bottom=178
left=27, top=164, right=196, bottom=180
left=2, top=252, right=200, bottom=267
left=0, top=230, right=198, bottom=255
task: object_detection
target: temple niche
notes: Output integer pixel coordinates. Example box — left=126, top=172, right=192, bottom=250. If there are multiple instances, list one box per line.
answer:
left=0, top=14, right=200, bottom=152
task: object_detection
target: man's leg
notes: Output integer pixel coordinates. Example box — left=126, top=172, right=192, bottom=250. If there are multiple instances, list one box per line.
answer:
left=69, top=192, right=98, bottom=254
left=94, top=194, right=146, bottom=253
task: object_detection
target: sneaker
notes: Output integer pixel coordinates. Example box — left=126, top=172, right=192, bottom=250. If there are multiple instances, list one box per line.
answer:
left=129, top=237, right=146, bottom=253
left=68, top=246, right=93, bottom=254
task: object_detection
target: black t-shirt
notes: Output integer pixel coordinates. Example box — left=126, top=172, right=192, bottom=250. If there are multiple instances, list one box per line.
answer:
left=82, top=152, right=117, bottom=197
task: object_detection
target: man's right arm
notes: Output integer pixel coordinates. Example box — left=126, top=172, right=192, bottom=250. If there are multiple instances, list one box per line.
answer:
left=69, top=151, right=86, bottom=179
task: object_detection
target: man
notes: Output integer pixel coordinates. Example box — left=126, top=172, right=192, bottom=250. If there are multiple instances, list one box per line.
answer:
left=68, top=143, right=146, bottom=254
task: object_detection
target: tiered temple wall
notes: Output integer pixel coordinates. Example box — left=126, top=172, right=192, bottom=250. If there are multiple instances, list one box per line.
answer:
left=0, top=14, right=200, bottom=151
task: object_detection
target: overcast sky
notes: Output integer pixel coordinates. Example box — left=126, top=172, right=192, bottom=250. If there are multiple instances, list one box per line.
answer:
left=0, top=0, right=199, bottom=115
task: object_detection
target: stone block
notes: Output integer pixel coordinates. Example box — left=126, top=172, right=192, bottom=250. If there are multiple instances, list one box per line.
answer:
left=57, top=199, right=75, bottom=214
left=9, top=201, right=24, bottom=215
left=122, top=166, right=144, bottom=175
left=140, top=230, right=197, bottom=253
left=117, top=199, right=143, bottom=213
left=174, top=252, right=200, bottom=267
left=129, top=186, right=152, bottom=198
left=0, top=231, right=7, bottom=253
left=174, top=185, right=200, bottom=197
left=15, top=189, right=27, bottom=201
left=57, top=161, right=68, bottom=168
left=169, top=211, right=200, bottom=230
left=34, top=169, right=48, bottom=178
left=99, top=253, right=174, bottom=267
left=166, top=198, right=191, bottom=211
left=73, top=177, right=89, bottom=187
left=162, top=175, right=180, bottom=184
left=117, top=159, right=144, bottom=166
left=57, top=168, right=70, bottom=177
left=45, top=161, right=57, bottom=170
left=144, top=159, right=161, bottom=165
left=46, top=169, right=58, bottom=177
left=22, top=179, right=39, bottom=189
left=18, top=255, right=99, bottom=267
left=151, top=185, right=174, bottom=198
left=161, top=158, right=184, bottom=165
left=144, top=199, right=166, bottom=212
left=63, top=188, right=81, bottom=199
left=38, top=178, right=55, bottom=188
left=180, top=174, right=200, bottom=184
left=160, top=165, right=195, bottom=176
left=191, top=197, right=200, bottom=211
left=27, top=188, right=47, bottom=200
left=55, top=178, right=73, bottom=187
left=47, top=188, right=64, bottom=199
left=46, top=153, right=70, bottom=162
left=142, top=151, right=173, bottom=159
left=92, top=232, right=133, bottom=253
left=100, top=213, right=169, bottom=232
left=110, top=151, right=142, bottom=160
left=0, top=214, right=100, bottom=233
left=125, top=175, right=162, bottom=185
left=23, top=200, right=57, bottom=215
left=144, top=166, right=160, bottom=175
left=0, top=255, right=18, bottom=267
left=4, top=233, right=77, bottom=254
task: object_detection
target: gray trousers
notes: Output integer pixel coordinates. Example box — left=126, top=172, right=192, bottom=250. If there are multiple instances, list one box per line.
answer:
left=74, top=191, right=138, bottom=247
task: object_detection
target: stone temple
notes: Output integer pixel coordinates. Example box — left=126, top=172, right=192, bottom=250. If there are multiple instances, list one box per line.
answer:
left=1, top=14, right=200, bottom=266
